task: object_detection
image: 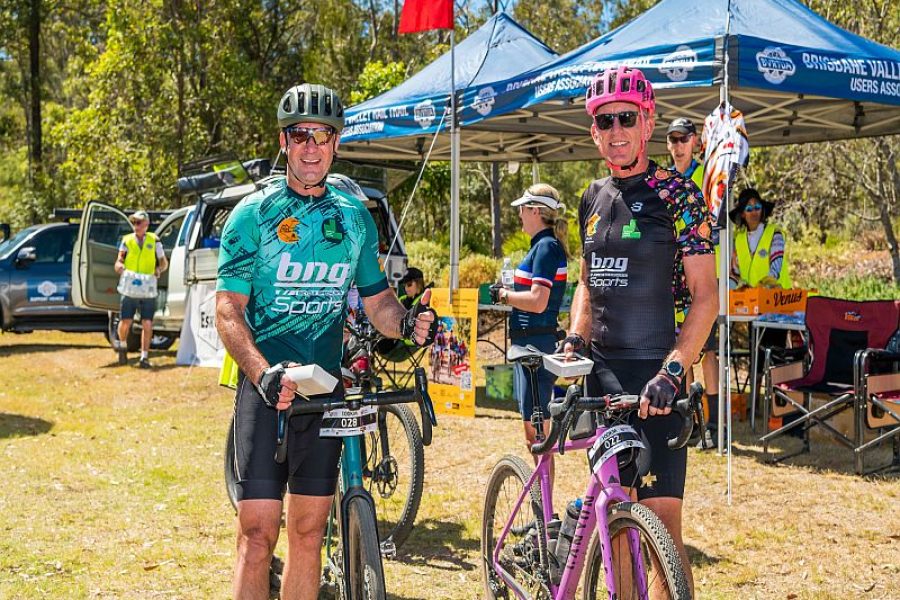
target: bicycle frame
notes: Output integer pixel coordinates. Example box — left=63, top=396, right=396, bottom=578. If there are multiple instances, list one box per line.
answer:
left=491, top=426, right=649, bottom=599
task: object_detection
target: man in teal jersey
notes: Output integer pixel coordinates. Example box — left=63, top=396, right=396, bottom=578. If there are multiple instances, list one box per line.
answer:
left=216, top=83, right=437, bottom=600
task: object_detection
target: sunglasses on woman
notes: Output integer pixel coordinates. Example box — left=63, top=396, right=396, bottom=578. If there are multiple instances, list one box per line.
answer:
left=593, top=111, right=639, bottom=130
left=744, top=201, right=763, bottom=212
left=286, top=126, right=336, bottom=146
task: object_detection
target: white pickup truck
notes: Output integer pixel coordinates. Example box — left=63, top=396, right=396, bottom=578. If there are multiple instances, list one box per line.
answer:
left=71, top=159, right=408, bottom=351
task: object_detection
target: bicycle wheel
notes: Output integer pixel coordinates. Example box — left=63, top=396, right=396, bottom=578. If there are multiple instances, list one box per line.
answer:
left=583, top=502, right=690, bottom=600
left=482, top=455, right=549, bottom=600
left=346, top=496, right=387, bottom=600
left=364, top=404, right=424, bottom=552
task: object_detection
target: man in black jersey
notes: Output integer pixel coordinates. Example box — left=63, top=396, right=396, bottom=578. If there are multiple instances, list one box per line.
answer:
left=564, top=66, right=717, bottom=593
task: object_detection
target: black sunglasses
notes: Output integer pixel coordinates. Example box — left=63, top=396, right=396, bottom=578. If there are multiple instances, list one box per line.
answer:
left=286, top=126, right=336, bottom=146
left=593, top=111, right=639, bottom=130
left=667, top=134, right=693, bottom=144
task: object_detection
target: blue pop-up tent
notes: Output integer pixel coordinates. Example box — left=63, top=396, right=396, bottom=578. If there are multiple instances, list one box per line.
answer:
left=341, top=0, right=900, bottom=162
left=342, top=11, right=558, bottom=159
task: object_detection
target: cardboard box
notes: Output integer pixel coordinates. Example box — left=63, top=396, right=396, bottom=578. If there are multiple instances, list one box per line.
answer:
left=728, top=288, right=808, bottom=316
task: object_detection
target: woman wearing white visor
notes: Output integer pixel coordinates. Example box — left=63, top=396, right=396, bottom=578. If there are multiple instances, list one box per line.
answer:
left=491, top=184, right=570, bottom=473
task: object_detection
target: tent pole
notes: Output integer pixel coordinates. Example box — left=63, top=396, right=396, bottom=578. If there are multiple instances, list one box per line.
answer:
left=449, top=29, right=461, bottom=300
left=531, top=157, right=539, bottom=184
left=719, top=0, right=734, bottom=506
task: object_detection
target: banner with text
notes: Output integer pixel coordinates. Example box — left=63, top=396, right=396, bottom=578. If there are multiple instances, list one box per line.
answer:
left=427, top=288, right=478, bottom=418
left=176, top=283, right=225, bottom=367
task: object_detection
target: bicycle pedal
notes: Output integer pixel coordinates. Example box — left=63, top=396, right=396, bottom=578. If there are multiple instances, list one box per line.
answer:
left=379, top=539, right=397, bottom=559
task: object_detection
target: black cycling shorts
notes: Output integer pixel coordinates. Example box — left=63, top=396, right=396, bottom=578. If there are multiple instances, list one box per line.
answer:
left=585, top=352, right=688, bottom=501
left=230, top=375, right=342, bottom=501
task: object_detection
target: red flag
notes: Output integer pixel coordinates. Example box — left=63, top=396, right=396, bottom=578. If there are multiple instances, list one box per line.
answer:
left=398, top=0, right=454, bottom=34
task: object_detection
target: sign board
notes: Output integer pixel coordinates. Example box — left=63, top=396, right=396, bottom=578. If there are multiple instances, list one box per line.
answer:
left=427, top=288, right=478, bottom=418
left=176, top=282, right=226, bottom=367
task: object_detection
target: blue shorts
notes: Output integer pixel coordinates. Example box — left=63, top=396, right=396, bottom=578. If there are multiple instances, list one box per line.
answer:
left=120, top=296, right=156, bottom=321
left=512, top=334, right=558, bottom=421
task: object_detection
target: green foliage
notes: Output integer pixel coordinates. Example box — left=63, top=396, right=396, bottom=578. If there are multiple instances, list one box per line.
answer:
left=349, top=61, right=407, bottom=105
left=405, top=239, right=449, bottom=285
left=806, top=275, right=900, bottom=301
left=438, top=253, right=501, bottom=288
left=501, top=231, right=530, bottom=256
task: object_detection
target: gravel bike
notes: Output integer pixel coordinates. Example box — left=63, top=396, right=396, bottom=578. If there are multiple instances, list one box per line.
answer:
left=342, top=314, right=426, bottom=555
left=482, top=345, right=705, bottom=600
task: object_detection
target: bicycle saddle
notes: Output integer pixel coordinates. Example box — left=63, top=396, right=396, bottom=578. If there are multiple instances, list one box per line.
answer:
left=507, top=344, right=543, bottom=363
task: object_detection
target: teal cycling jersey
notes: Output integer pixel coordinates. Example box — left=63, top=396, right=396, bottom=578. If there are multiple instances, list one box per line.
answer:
left=217, top=179, right=388, bottom=371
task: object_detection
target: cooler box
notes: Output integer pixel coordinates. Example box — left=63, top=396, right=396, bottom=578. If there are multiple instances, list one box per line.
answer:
left=729, top=288, right=808, bottom=316
left=484, top=364, right=514, bottom=400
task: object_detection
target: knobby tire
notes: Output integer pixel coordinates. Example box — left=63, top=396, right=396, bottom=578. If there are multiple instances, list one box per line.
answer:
left=583, top=502, right=691, bottom=600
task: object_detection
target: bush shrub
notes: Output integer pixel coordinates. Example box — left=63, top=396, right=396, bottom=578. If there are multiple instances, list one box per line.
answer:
left=405, top=239, right=448, bottom=284
left=438, top=254, right=501, bottom=288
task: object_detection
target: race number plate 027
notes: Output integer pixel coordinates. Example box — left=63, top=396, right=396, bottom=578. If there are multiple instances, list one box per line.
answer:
left=587, top=425, right=645, bottom=473
left=319, top=406, right=378, bottom=438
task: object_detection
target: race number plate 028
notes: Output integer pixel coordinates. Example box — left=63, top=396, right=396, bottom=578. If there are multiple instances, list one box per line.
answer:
left=319, top=405, right=378, bottom=438
left=588, top=425, right=645, bottom=473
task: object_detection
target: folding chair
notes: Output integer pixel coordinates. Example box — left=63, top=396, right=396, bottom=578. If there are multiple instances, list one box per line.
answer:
left=371, top=337, right=428, bottom=390
left=853, top=336, right=900, bottom=475
left=761, top=297, right=900, bottom=468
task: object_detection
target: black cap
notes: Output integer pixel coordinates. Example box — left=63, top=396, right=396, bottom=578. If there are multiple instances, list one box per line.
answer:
left=399, top=267, right=424, bottom=285
left=667, top=117, right=696, bottom=135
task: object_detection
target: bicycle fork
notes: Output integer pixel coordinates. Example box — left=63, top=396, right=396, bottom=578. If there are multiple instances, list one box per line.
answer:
left=338, top=436, right=384, bottom=591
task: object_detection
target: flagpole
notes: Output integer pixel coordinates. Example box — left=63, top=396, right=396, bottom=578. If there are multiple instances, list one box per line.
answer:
left=720, top=0, right=734, bottom=506
left=449, top=27, right=461, bottom=301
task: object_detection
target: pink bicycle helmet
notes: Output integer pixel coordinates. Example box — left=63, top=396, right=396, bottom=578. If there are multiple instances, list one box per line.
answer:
left=585, top=66, right=655, bottom=116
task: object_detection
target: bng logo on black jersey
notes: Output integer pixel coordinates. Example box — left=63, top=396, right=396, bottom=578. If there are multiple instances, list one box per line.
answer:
left=588, top=255, right=629, bottom=288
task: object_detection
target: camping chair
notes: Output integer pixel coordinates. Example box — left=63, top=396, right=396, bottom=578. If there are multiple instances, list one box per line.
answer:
left=371, top=337, right=429, bottom=391
left=852, top=329, right=900, bottom=474
left=760, top=297, right=900, bottom=470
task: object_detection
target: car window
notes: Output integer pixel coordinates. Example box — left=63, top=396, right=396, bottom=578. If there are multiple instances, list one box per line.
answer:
left=0, top=225, right=40, bottom=260
left=31, top=227, right=77, bottom=264
left=156, top=214, right=185, bottom=250
left=178, top=209, right=195, bottom=247
left=88, top=207, right=132, bottom=247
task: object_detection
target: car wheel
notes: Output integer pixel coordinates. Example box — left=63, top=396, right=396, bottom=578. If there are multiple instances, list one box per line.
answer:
left=151, top=334, right=177, bottom=350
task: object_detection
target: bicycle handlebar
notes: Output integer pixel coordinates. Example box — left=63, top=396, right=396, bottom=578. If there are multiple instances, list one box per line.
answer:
left=275, top=366, right=437, bottom=464
left=529, top=382, right=705, bottom=456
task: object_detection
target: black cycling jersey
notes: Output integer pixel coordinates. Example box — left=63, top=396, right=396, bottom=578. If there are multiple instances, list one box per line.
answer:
left=578, top=161, right=712, bottom=360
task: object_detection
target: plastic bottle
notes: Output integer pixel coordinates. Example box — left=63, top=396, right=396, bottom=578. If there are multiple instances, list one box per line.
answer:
left=554, top=498, right=583, bottom=570
left=501, top=257, right=514, bottom=289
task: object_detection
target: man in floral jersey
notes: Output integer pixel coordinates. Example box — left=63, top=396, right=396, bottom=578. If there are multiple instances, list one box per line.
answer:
left=563, top=66, right=717, bottom=594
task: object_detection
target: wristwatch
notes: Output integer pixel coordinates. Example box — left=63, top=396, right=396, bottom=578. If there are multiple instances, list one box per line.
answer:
left=662, top=359, right=685, bottom=381
left=499, top=288, right=509, bottom=305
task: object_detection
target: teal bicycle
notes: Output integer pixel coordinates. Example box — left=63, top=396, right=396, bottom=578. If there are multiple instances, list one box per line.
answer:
left=271, top=367, right=436, bottom=599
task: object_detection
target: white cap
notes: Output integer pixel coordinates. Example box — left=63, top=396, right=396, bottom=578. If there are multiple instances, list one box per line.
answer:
left=510, top=191, right=564, bottom=211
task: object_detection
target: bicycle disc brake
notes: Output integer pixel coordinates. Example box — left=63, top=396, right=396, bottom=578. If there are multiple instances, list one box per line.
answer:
left=373, top=457, right=399, bottom=498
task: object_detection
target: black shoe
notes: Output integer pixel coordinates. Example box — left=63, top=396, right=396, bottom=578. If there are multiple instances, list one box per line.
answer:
left=138, top=358, right=152, bottom=369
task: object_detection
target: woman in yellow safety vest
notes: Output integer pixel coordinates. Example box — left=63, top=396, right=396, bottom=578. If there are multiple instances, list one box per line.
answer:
left=728, top=187, right=791, bottom=289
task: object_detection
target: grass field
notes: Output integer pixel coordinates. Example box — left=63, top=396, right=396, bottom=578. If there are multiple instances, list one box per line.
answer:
left=1, top=332, right=898, bottom=599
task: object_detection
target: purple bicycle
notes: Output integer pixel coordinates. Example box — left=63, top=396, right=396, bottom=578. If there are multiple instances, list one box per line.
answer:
left=482, top=345, right=704, bottom=600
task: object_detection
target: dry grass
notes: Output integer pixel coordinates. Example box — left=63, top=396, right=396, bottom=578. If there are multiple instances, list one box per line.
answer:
left=1, top=332, right=899, bottom=599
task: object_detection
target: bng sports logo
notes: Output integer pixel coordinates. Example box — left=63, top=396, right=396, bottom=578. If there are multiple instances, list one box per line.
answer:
left=756, top=47, right=796, bottom=85
left=588, top=255, right=629, bottom=288
left=272, top=253, right=350, bottom=316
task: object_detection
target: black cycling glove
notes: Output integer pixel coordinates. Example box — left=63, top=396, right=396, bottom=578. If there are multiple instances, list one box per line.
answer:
left=640, top=371, right=680, bottom=412
left=256, top=361, right=290, bottom=409
left=488, top=282, right=504, bottom=305
left=557, top=332, right=586, bottom=354
left=400, top=300, right=438, bottom=348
